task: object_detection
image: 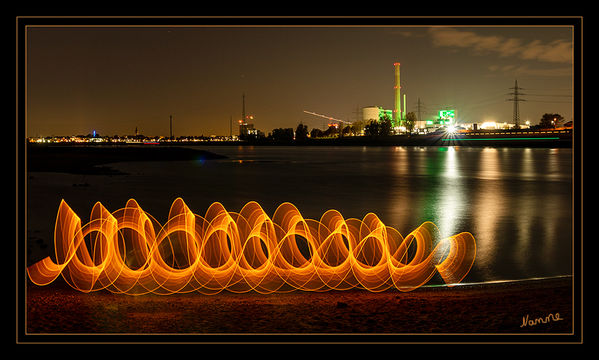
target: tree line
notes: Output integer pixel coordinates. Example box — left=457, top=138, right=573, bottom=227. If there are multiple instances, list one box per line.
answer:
left=263, top=112, right=421, bottom=143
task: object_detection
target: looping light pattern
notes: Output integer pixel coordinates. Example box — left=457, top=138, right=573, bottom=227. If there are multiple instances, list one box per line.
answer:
left=27, top=198, right=476, bottom=295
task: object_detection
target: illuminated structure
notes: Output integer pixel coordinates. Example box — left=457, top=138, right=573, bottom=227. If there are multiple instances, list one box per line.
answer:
left=425, top=109, right=457, bottom=127
left=238, top=93, right=259, bottom=137
left=403, top=94, right=407, bottom=124
left=439, top=109, right=456, bottom=124
left=27, top=198, right=476, bottom=295
left=242, top=93, right=245, bottom=129
left=358, top=62, right=405, bottom=131
left=362, top=106, right=393, bottom=122
left=393, top=62, right=402, bottom=127
left=362, top=106, right=380, bottom=122
left=239, top=115, right=257, bottom=137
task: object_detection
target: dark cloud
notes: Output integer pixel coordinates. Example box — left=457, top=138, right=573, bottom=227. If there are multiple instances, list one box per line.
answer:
left=429, top=27, right=572, bottom=63
left=487, top=64, right=572, bottom=77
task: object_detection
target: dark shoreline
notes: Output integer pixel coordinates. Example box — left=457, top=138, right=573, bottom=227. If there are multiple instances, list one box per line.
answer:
left=25, top=276, right=573, bottom=337
left=27, top=144, right=227, bottom=174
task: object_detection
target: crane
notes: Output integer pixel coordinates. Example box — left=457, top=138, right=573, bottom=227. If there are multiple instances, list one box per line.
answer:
left=303, top=110, right=353, bottom=127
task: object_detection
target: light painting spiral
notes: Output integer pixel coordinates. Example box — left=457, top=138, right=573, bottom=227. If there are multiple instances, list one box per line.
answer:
left=27, top=198, right=476, bottom=295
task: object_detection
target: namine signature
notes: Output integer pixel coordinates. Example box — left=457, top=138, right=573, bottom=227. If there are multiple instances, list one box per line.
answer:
left=520, top=312, right=563, bottom=328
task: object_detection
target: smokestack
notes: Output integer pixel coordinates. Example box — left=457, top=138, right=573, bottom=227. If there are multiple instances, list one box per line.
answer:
left=393, top=62, right=401, bottom=126
left=242, top=93, right=246, bottom=124
left=169, top=114, right=173, bottom=140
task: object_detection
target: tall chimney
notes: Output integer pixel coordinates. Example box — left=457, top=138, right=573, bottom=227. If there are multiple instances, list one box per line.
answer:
left=393, top=62, right=401, bottom=126
left=242, top=93, right=246, bottom=124
left=169, top=114, right=173, bottom=140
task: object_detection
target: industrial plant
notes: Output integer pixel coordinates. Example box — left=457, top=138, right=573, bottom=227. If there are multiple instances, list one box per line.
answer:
left=359, top=63, right=537, bottom=134
left=359, top=62, right=458, bottom=134
left=238, top=93, right=262, bottom=139
left=359, top=63, right=431, bottom=133
left=27, top=61, right=571, bottom=146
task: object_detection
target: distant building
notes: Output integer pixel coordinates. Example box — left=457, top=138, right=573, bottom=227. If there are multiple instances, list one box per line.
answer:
left=239, top=115, right=259, bottom=137
left=421, top=109, right=457, bottom=130
left=362, top=106, right=393, bottom=122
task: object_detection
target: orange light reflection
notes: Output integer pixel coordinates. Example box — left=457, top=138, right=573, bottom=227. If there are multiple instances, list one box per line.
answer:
left=27, top=199, right=476, bottom=295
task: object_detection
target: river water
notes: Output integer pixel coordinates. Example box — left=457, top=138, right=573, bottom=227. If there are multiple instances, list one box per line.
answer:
left=26, top=146, right=573, bottom=284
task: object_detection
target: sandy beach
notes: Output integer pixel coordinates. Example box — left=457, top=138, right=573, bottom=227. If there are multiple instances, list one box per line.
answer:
left=25, top=276, right=573, bottom=337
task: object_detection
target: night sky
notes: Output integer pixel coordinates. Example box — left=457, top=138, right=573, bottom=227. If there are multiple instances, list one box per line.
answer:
left=26, top=24, right=574, bottom=137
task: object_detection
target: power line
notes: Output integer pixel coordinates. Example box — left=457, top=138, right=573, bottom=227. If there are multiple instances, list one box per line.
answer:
left=523, top=87, right=572, bottom=92
left=352, top=105, right=361, bottom=122
left=526, top=100, right=572, bottom=103
left=526, top=94, right=572, bottom=97
left=506, top=79, right=526, bottom=127
left=416, top=98, right=423, bottom=122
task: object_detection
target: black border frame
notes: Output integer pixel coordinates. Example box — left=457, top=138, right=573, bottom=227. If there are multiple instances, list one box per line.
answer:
left=15, top=15, right=584, bottom=344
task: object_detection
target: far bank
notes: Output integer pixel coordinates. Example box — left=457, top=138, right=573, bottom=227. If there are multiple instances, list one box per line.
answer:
left=202, top=129, right=572, bottom=148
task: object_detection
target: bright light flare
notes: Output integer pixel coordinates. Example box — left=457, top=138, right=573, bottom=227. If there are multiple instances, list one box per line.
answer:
left=27, top=199, right=476, bottom=295
left=480, top=121, right=497, bottom=130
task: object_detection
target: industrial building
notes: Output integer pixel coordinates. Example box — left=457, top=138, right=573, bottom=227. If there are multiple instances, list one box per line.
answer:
left=321, top=61, right=540, bottom=135
left=425, top=110, right=457, bottom=127
left=239, top=116, right=258, bottom=137
left=361, top=62, right=408, bottom=133
left=360, top=62, right=479, bottom=134
left=238, top=93, right=262, bottom=138
left=362, top=106, right=392, bottom=123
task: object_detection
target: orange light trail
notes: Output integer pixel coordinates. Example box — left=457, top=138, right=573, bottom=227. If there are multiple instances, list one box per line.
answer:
left=27, top=199, right=476, bottom=295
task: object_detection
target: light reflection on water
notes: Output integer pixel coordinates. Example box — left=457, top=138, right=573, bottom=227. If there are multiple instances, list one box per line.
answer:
left=472, top=148, right=503, bottom=281
left=28, top=146, right=572, bottom=283
left=200, top=145, right=571, bottom=284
